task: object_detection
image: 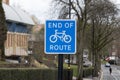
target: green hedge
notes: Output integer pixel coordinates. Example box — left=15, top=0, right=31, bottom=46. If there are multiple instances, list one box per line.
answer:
left=83, top=67, right=93, bottom=77
left=0, top=68, right=73, bottom=80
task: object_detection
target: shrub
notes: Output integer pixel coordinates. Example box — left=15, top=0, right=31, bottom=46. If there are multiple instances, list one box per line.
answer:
left=83, top=67, right=93, bottom=77
left=0, top=68, right=72, bottom=80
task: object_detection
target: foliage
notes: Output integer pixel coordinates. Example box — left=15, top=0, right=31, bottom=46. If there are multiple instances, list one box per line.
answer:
left=0, top=0, right=8, bottom=60
left=0, top=68, right=73, bottom=80
left=30, top=25, right=45, bottom=62
left=86, top=0, right=119, bottom=77
left=64, top=63, right=93, bottom=77
left=101, top=60, right=107, bottom=64
left=51, top=0, right=120, bottom=79
left=83, top=67, right=93, bottom=77
left=64, top=63, right=77, bottom=77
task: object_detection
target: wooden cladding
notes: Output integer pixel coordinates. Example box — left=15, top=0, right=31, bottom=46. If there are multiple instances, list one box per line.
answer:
left=5, top=32, right=29, bottom=56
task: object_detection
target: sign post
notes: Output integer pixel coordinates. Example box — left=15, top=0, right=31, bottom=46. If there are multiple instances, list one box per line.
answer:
left=68, top=0, right=71, bottom=80
left=58, top=54, right=63, bottom=80
left=45, top=20, right=76, bottom=80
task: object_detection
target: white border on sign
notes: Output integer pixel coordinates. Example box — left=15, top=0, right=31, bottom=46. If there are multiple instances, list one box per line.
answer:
left=44, top=19, right=77, bottom=54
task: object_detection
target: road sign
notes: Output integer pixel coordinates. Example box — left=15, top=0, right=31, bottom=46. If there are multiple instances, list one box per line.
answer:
left=45, top=20, right=76, bottom=54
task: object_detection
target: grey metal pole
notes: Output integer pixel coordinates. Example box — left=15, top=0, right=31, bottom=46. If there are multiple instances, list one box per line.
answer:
left=68, top=0, right=71, bottom=68
left=68, top=0, right=71, bottom=80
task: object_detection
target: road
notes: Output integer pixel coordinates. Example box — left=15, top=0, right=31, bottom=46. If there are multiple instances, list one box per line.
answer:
left=101, top=65, right=120, bottom=80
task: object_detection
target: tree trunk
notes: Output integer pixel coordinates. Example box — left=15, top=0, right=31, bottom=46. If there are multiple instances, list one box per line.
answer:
left=1, top=42, right=5, bottom=60
left=77, top=50, right=83, bottom=80
left=77, top=27, right=84, bottom=80
left=93, top=51, right=99, bottom=77
left=0, top=41, right=6, bottom=60
left=0, top=0, right=7, bottom=60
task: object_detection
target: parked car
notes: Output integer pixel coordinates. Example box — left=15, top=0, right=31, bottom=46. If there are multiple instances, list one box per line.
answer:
left=108, top=60, right=116, bottom=64
left=64, top=59, right=71, bottom=64
left=106, top=56, right=117, bottom=64
left=105, top=62, right=110, bottom=67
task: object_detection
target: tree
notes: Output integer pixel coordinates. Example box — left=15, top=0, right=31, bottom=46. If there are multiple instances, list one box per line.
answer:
left=87, top=0, right=119, bottom=77
left=30, top=16, right=45, bottom=62
left=51, top=0, right=119, bottom=79
left=51, top=0, right=90, bottom=79
left=0, top=0, right=7, bottom=60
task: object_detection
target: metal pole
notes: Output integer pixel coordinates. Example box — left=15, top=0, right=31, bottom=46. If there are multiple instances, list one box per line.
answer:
left=58, top=54, right=63, bottom=80
left=68, top=0, right=71, bottom=68
left=68, top=0, right=71, bottom=80
left=69, top=0, right=71, bottom=18
left=92, top=19, right=95, bottom=77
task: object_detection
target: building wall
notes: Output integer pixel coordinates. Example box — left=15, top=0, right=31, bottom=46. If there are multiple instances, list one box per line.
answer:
left=2, top=1, right=34, bottom=57
left=5, top=32, right=29, bottom=56
left=5, top=22, right=29, bottom=56
left=109, top=39, right=120, bottom=58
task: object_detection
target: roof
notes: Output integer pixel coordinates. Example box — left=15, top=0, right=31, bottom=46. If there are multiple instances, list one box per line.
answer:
left=2, top=3, right=35, bottom=25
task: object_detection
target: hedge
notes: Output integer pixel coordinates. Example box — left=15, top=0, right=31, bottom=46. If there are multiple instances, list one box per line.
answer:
left=83, top=67, right=93, bottom=77
left=0, top=68, right=73, bottom=80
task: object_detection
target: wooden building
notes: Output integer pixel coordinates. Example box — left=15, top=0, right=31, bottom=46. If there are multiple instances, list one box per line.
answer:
left=2, top=2, right=34, bottom=58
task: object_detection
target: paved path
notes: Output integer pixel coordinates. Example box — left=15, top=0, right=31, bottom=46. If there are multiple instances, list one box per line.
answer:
left=102, top=65, right=120, bottom=80
left=73, top=76, right=92, bottom=80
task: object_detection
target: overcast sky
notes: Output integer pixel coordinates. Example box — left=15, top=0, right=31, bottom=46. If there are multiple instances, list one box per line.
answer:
left=10, top=0, right=52, bottom=23
left=10, top=0, right=120, bottom=23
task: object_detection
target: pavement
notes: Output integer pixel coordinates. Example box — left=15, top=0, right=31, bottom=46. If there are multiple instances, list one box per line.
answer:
left=73, top=76, right=93, bottom=80
left=83, top=78, right=92, bottom=80
left=73, top=71, right=103, bottom=80
left=73, top=65, right=120, bottom=80
left=102, top=65, right=120, bottom=80
left=83, top=76, right=92, bottom=80
left=73, top=77, right=101, bottom=80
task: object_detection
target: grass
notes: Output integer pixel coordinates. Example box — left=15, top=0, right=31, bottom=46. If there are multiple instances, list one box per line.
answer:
left=101, top=59, right=107, bottom=64
left=64, top=63, right=78, bottom=77
left=64, top=63, right=94, bottom=77
left=0, top=61, right=9, bottom=64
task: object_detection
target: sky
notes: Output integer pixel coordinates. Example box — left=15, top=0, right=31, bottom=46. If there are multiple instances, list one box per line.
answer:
left=10, top=0, right=120, bottom=23
left=10, top=0, right=52, bottom=23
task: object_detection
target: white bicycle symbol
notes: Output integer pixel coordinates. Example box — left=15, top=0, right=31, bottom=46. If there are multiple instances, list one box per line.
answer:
left=49, top=30, right=72, bottom=43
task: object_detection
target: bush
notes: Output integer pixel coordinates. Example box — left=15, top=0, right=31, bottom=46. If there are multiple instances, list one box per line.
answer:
left=64, top=64, right=93, bottom=77
left=83, top=67, right=93, bottom=77
left=0, top=68, right=72, bottom=80
left=64, top=63, right=77, bottom=77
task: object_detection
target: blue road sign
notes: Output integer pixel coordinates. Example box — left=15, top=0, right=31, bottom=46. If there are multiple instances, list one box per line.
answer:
left=45, top=20, right=76, bottom=54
